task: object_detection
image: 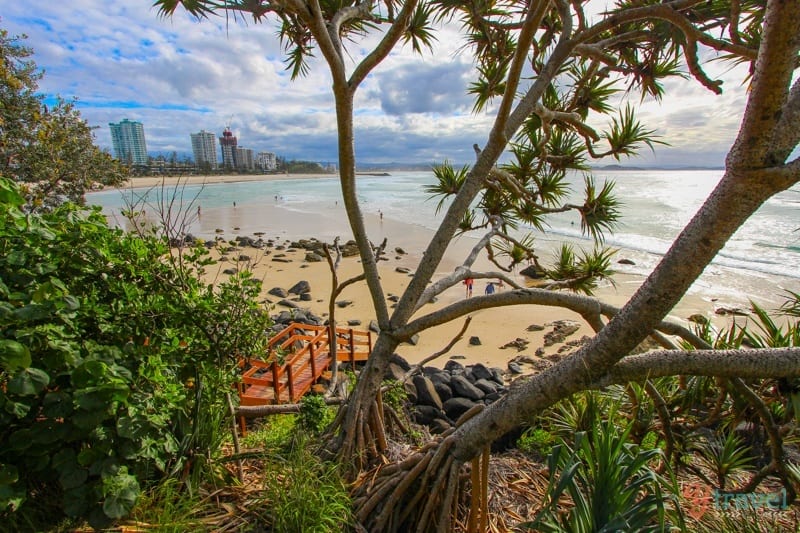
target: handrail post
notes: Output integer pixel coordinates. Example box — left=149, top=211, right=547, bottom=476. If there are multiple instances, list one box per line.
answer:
left=287, top=365, right=295, bottom=402
left=349, top=328, right=356, bottom=366
left=271, top=360, right=280, bottom=403
left=309, top=341, right=316, bottom=377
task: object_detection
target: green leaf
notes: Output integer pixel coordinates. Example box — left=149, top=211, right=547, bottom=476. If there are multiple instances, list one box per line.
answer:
left=72, top=408, right=109, bottom=429
left=42, top=391, right=74, bottom=418
left=52, top=448, right=78, bottom=472
left=4, top=400, right=32, bottom=418
left=0, top=339, right=32, bottom=372
left=102, top=467, right=140, bottom=519
left=62, top=484, right=90, bottom=517
left=59, top=466, right=88, bottom=490
left=0, top=178, right=26, bottom=207
left=72, top=360, right=108, bottom=387
left=6, top=250, right=26, bottom=266
left=0, top=464, right=19, bottom=485
left=0, top=483, right=26, bottom=513
left=7, top=367, right=50, bottom=395
left=7, top=429, right=33, bottom=452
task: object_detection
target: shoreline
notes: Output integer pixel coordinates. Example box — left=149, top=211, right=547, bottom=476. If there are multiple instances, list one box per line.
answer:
left=118, top=172, right=339, bottom=190
left=94, top=174, right=796, bottom=370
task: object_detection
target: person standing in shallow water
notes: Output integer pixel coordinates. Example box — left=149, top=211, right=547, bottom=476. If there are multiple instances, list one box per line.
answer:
left=463, top=278, right=474, bottom=298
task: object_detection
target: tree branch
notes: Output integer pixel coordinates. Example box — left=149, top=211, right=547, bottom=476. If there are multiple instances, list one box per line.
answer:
left=591, top=348, right=800, bottom=387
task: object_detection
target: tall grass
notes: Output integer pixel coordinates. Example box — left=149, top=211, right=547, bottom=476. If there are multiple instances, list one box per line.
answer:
left=261, top=435, right=353, bottom=532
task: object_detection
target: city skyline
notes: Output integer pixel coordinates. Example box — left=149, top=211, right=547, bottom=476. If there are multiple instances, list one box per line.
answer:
left=4, top=2, right=755, bottom=168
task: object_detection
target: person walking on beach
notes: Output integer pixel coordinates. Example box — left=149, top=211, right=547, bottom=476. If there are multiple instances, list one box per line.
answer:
left=463, top=277, right=474, bottom=298
left=485, top=282, right=495, bottom=295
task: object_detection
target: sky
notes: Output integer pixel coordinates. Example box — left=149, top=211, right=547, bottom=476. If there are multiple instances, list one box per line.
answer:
left=2, top=1, right=753, bottom=168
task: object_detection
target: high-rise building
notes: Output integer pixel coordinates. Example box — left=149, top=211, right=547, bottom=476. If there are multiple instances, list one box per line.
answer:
left=190, top=130, right=218, bottom=169
left=109, top=119, right=148, bottom=165
left=219, top=127, right=237, bottom=169
left=257, top=151, right=277, bottom=171
left=235, top=147, right=254, bottom=171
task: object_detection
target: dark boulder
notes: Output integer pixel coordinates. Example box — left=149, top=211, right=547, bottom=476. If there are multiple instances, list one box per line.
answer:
left=434, top=381, right=453, bottom=402
left=520, top=265, right=547, bottom=278
left=450, top=375, right=485, bottom=401
left=443, top=397, right=477, bottom=421
left=288, top=280, right=311, bottom=295
left=470, top=363, right=494, bottom=381
left=474, top=378, right=498, bottom=395
left=444, top=360, right=465, bottom=375
left=413, top=375, right=443, bottom=410
left=268, top=287, right=288, bottom=298
left=414, top=405, right=442, bottom=426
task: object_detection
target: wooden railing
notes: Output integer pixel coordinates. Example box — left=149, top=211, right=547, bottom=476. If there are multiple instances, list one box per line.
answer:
left=238, top=322, right=372, bottom=407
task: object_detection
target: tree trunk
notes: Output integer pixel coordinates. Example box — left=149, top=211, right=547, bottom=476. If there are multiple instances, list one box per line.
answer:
left=354, top=1, right=800, bottom=530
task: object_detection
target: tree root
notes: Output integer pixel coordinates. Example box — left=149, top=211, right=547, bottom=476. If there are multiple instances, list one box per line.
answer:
left=352, top=406, right=488, bottom=532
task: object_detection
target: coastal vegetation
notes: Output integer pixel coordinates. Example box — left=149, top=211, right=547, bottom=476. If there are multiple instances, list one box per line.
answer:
left=0, top=28, right=126, bottom=210
left=0, top=173, right=274, bottom=529
left=152, top=0, right=800, bottom=530
left=1, top=1, right=800, bottom=532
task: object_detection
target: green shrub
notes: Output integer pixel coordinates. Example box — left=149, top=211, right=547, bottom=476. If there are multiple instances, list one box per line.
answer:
left=0, top=178, right=271, bottom=528
left=262, top=436, right=352, bottom=532
left=517, top=427, right=555, bottom=456
left=523, top=404, right=680, bottom=532
left=299, top=394, right=335, bottom=434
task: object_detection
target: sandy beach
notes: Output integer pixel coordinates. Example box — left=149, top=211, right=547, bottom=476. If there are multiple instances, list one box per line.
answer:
left=112, top=173, right=788, bottom=372
left=121, top=172, right=340, bottom=189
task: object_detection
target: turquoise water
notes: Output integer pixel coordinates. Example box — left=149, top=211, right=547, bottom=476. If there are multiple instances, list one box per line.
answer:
left=88, top=169, right=800, bottom=281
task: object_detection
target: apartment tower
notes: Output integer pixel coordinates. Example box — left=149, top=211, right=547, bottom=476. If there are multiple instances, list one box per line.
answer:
left=190, top=130, right=218, bottom=169
left=109, top=119, right=148, bottom=165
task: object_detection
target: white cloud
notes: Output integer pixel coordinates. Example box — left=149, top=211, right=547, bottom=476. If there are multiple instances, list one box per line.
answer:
left=2, top=1, right=753, bottom=166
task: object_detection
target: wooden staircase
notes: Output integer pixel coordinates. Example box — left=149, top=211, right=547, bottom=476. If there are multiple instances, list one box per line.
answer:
left=238, top=322, right=372, bottom=407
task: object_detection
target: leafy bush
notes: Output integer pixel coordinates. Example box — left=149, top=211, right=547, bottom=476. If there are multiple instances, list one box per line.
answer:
left=299, top=394, right=334, bottom=434
left=0, top=178, right=271, bottom=528
left=517, top=427, right=555, bottom=457
left=523, top=403, right=680, bottom=532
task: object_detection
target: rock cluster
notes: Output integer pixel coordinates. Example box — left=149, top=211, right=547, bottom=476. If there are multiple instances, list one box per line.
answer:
left=385, top=356, right=507, bottom=435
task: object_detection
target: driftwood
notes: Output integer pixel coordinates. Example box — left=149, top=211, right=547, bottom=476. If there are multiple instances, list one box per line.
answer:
left=236, top=396, right=346, bottom=418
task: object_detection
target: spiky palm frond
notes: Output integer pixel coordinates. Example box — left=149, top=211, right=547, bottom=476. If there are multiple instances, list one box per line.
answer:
left=525, top=399, right=677, bottom=533
left=545, top=129, right=589, bottom=171
left=455, top=208, right=477, bottom=235
left=477, top=186, right=516, bottom=227
left=740, top=301, right=800, bottom=348
left=694, top=431, right=753, bottom=490
left=605, top=105, right=665, bottom=160
left=779, top=290, right=800, bottom=318
left=424, top=161, right=469, bottom=214
left=550, top=243, right=579, bottom=280
left=547, top=245, right=615, bottom=295
left=492, top=233, right=536, bottom=268
left=402, top=3, right=437, bottom=55
left=568, top=66, right=619, bottom=118
left=580, top=177, right=620, bottom=242
left=503, top=143, right=538, bottom=187
left=533, top=168, right=570, bottom=207
left=278, top=16, right=314, bottom=79
left=468, top=60, right=509, bottom=113
left=153, top=0, right=219, bottom=19
left=514, top=201, right=548, bottom=232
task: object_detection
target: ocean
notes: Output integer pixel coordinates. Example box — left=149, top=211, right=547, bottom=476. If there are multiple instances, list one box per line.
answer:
left=88, top=169, right=800, bottom=305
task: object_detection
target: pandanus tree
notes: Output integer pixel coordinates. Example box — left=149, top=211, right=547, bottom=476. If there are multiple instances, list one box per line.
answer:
left=155, top=0, right=800, bottom=530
